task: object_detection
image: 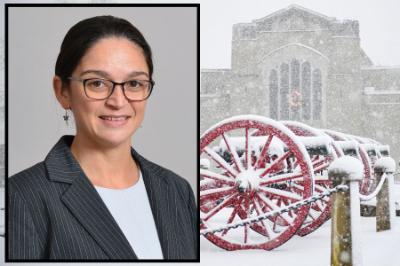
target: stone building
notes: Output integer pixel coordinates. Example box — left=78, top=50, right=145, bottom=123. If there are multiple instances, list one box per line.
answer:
left=200, top=4, right=400, bottom=163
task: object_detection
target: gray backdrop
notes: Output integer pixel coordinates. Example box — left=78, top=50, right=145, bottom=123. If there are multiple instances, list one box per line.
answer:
left=8, top=6, right=197, bottom=193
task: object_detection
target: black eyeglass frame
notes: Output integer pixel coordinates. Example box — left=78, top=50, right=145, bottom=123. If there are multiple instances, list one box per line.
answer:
left=67, top=77, right=155, bottom=102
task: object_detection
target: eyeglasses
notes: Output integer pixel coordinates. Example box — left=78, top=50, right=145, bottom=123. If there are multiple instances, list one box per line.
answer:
left=68, top=77, right=154, bottom=101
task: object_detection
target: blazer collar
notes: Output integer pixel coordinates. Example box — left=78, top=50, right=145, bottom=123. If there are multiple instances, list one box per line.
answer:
left=43, top=135, right=171, bottom=259
left=44, top=136, right=137, bottom=259
left=132, top=150, right=180, bottom=259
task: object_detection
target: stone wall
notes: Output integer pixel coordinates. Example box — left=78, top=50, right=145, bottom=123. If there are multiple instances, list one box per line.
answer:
left=200, top=5, right=400, bottom=165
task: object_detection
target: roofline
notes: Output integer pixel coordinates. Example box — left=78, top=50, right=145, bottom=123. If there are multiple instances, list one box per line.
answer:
left=201, top=68, right=232, bottom=72
left=253, top=4, right=335, bottom=23
left=262, top=43, right=329, bottom=62
left=361, top=65, right=400, bottom=70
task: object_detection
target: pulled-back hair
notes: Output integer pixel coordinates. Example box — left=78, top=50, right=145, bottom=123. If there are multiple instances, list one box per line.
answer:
left=55, top=15, right=153, bottom=84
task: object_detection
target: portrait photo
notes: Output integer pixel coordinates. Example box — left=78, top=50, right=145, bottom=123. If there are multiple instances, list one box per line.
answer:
left=6, top=3, right=198, bottom=261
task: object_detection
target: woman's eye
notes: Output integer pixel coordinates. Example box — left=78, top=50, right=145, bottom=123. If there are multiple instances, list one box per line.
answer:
left=91, top=80, right=105, bottom=87
left=128, top=80, right=141, bottom=88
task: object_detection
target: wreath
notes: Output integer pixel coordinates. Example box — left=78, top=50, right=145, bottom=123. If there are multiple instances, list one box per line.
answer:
left=287, top=90, right=302, bottom=108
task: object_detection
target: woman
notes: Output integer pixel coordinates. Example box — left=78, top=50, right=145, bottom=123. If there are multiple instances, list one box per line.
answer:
left=8, top=15, right=197, bottom=260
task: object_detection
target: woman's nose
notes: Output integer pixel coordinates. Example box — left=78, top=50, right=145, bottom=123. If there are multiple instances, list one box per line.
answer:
left=105, top=85, right=128, bottom=108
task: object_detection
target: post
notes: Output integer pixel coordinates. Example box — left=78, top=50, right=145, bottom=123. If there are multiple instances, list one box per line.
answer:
left=374, top=157, right=396, bottom=232
left=328, top=156, right=364, bottom=266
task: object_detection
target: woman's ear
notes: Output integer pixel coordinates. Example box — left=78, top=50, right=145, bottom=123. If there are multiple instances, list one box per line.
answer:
left=53, top=76, right=71, bottom=109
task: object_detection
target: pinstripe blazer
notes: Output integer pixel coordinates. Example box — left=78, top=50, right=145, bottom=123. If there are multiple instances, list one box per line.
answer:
left=8, top=135, right=198, bottom=260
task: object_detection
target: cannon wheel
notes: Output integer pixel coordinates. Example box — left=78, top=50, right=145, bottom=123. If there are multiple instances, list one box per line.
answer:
left=281, top=121, right=340, bottom=237
left=323, top=130, right=373, bottom=196
left=200, top=115, right=314, bottom=250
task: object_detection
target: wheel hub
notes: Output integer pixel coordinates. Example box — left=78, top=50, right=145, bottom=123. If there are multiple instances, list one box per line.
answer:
left=236, top=170, right=260, bottom=193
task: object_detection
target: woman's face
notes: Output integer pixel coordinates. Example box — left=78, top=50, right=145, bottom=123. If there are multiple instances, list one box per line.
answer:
left=66, top=37, right=150, bottom=148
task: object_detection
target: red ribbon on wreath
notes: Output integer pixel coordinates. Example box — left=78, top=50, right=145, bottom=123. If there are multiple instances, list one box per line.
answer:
left=287, top=90, right=302, bottom=108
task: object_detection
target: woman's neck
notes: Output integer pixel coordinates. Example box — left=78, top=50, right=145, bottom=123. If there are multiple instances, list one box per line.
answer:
left=70, top=134, right=139, bottom=189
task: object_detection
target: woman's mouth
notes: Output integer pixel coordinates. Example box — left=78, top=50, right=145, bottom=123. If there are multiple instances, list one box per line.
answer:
left=99, top=115, right=131, bottom=127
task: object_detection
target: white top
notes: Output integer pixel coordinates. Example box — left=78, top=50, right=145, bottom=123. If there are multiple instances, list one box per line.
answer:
left=94, top=171, right=164, bottom=259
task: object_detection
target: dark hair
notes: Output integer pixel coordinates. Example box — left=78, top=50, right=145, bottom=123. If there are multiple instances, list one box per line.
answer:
left=55, top=15, right=153, bottom=85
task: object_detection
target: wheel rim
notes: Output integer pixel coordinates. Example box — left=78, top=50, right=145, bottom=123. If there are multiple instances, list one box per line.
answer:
left=281, top=121, right=337, bottom=236
left=200, top=116, right=313, bottom=250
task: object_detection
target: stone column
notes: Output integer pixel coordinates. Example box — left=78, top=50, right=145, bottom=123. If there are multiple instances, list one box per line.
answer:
left=328, top=156, right=363, bottom=266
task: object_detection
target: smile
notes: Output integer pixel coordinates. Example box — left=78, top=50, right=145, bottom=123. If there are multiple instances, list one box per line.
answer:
left=99, top=115, right=131, bottom=127
left=100, top=116, right=129, bottom=121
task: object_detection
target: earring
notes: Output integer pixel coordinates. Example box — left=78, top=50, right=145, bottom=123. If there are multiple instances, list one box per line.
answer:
left=63, top=109, right=70, bottom=126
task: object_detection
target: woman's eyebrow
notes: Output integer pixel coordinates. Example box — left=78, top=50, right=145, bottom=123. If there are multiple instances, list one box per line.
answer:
left=79, top=70, right=110, bottom=78
left=79, top=70, right=149, bottom=79
left=126, top=71, right=149, bottom=79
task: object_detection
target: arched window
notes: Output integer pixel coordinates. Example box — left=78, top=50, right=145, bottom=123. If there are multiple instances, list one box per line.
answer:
left=268, top=59, right=322, bottom=121
left=280, top=63, right=289, bottom=120
left=312, top=69, right=322, bottom=120
left=269, top=69, right=278, bottom=119
left=290, top=59, right=300, bottom=120
left=301, top=62, right=311, bottom=120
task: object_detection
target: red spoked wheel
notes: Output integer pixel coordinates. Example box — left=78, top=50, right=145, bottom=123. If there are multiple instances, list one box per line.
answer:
left=200, top=115, right=314, bottom=250
left=357, top=145, right=374, bottom=195
left=282, top=121, right=339, bottom=236
left=323, top=130, right=373, bottom=196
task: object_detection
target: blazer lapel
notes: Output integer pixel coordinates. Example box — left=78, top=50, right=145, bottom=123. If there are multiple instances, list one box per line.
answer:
left=45, top=136, right=138, bottom=259
left=132, top=149, right=182, bottom=260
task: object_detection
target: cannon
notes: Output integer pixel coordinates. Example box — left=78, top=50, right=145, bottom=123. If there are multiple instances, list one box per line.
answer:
left=200, top=115, right=390, bottom=250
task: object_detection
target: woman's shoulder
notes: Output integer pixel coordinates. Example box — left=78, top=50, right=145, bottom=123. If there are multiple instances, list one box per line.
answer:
left=144, top=157, right=189, bottom=185
left=8, top=162, right=48, bottom=193
left=134, top=151, right=192, bottom=191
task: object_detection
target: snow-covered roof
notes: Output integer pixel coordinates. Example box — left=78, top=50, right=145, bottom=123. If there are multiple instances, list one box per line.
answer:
left=253, top=4, right=335, bottom=23
left=361, top=65, right=400, bottom=70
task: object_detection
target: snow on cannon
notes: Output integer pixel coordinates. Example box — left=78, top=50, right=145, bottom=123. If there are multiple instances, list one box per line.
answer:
left=200, top=115, right=314, bottom=250
left=323, top=129, right=390, bottom=195
left=199, top=115, right=391, bottom=251
left=281, top=121, right=342, bottom=236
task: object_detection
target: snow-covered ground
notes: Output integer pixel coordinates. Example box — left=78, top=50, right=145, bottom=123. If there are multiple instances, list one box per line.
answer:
left=201, top=217, right=400, bottom=266
left=1, top=186, right=399, bottom=265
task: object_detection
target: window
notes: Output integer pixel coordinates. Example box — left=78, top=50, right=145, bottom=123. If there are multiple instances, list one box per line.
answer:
left=301, top=62, right=311, bottom=120
left=312, top=69, right=322, bottom=120
left=290, top=59, right=300, bottom=120
left=268, top=59, right=322, bottom=121
left=269, top=69, right=278, bottom=119
left=279, top=63, right=289, bottom=120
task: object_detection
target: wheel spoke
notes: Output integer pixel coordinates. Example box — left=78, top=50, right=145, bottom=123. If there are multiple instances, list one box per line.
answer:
left=259, top=171, right=304, bottom=186
left=200, top=186, right=236, bottom=202
left=222, top=133, right=245, bottom=172
left=243, top=197, right=250, bottom=244
left=200, top=179, right=217, bottom=190
left=308, top=208, right=319, bottom=220
left=290, top=182, right=305, bottom=195
left=221, top=197, right=242, bottom=236
left=256, top=193, right=294, bottom=225
left=258, top=186, right=303, bottom=201
left=249, top=129, right=259, bottom=136
left=255, top=134, right=273, bottom=170
left=245, top=127, right=251, bottom=170
left=203, top=146, right=238, bottom=178
left=251, top=198, right=276, bottom=238
left=200, top=169, right=236, bottom=185
left=260, top=151, right=291, bottom=177
left=312, top=157, right=326, bottom=168
left=203, top=193, right=238, bottom=221
left=313, top=162, right=331, bottom=173
left=314, top=183, right=329, bottom=193
left=315, top=199, right=325, bottom=211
